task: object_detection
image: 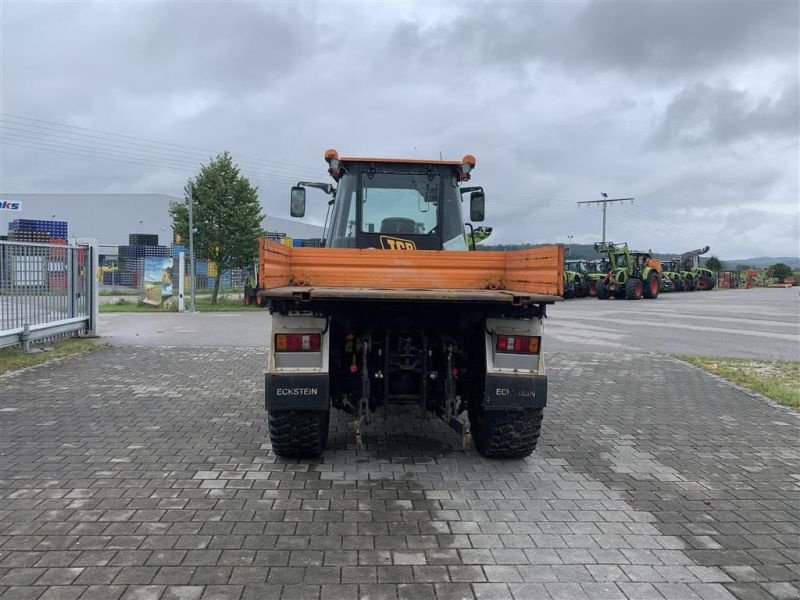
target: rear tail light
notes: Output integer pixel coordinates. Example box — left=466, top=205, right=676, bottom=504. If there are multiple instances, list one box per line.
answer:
left=274, top=333, right=321, bottom=352
left=496, top=334, right=540, bottom=354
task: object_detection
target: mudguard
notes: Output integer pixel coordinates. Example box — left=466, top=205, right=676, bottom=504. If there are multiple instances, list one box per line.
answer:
left=265, top=374, right=330, bottom=411
left=483, top=374, right=547, bottom=411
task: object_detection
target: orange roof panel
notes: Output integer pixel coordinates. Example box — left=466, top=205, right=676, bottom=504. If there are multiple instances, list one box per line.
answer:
left=339, top=156, right=463, bottom=166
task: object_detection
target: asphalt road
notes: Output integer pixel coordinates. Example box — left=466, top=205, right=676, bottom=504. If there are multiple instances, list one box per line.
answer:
left=100, top=287, right=799, bottom=360
left=546, top=287, right=799, bottom=360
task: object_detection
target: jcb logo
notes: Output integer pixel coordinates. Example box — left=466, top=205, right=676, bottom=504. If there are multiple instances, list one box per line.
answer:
left=380, top=236, right=416, bottom=250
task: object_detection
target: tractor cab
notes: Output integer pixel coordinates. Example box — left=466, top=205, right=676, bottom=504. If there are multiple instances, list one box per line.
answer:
left=564, top=259, right=589, bottom=274
left=290, top=150, right=485, bottom=251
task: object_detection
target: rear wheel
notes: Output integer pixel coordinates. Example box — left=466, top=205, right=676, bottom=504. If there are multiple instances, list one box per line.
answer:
left=673, top=275, right=683, bottom=292
left=470, top=407, right=543, bottom=458
left=625, top=278, right=643, bottom=300
left=683, top=274, right=694, bottom=292
left=564, top=281, right=576, bottom=299
left=588, top=281, right=597, bottom=297
left=268, top=410, right=330, bottom=458
left=697, top=274, right=714, bottom=290
left=595, top=280, right=609, bottom=299
left=643, top=271, right=660, bottom=299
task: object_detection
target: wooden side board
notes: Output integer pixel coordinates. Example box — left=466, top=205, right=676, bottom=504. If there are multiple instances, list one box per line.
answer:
left=259, top=239, right=564, bottom=296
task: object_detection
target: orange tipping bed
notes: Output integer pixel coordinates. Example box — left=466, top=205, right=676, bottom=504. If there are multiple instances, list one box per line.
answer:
left=258, top=240, right=564, bottom=301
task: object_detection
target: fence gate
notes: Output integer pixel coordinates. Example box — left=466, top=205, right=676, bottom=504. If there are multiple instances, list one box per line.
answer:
left=0, top=239, right=98, bottom=350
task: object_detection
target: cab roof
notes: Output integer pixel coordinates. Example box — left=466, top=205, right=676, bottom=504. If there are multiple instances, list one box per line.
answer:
left=339, top=156, right=463, bottom=166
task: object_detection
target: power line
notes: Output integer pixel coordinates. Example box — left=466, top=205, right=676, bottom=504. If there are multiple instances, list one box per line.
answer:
left=0, top=139, right=302, bottom=189
left=0, top=127, right=307, bottom=186
left=0, top=112, right=318, bottom=175
left=0, top=121, right=316, bottom=182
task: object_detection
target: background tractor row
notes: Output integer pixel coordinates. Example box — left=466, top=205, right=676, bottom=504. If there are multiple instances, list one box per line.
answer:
left=562, top=258, right=609, bottom=298
left=593, top=242, right=661, bottom=300
left=659, top=247, right=716, bottom=292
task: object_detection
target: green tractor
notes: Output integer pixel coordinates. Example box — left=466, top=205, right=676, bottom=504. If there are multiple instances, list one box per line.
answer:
left=593, top=242, right=661, bottom=300
left=679, top=246, right=715, bottom=291
left=584, top=258, right=610, bottom=297
left=563, top=259, right=590, bottom=299
left=660, top=258, right=684, bottom=293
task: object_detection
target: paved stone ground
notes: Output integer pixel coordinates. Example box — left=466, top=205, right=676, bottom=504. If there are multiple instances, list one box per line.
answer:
left=0, top=347, right=798, bottom=600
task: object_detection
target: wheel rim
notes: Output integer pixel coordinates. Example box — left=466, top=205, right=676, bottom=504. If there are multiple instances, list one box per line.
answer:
left=635, top=281, right=642, bottom=298
left=650, top=277, right=659, bottom=295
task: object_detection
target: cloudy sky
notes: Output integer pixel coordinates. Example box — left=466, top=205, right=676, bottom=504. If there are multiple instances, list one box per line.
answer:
left=1, top=0, right=798, bottom=258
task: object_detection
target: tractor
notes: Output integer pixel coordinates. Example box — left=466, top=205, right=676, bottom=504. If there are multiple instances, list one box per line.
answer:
left=593, top=242, right=661, bottom=300
left=584, top=258, right=609, bottom=297
left=258, top=150, right=563, bottom=458
left=679, top=246, right=715, bottom=291
left=660, top=259, right=684, bottom=293
left=563, top=259, right=590, bottom=299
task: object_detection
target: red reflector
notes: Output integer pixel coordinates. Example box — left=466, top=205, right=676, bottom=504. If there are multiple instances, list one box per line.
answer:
left=496, top=334, right=540, bottom=354
left=274, top=333, right=321, bottom=352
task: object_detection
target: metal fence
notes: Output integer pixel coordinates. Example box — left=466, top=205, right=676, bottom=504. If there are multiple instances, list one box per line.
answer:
left=0, top=240, right=98, bottom=350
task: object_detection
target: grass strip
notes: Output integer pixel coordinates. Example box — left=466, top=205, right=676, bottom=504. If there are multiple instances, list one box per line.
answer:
left=0, top=338, right=98, bottom=375
left=678, top=355, right=800, bottom=410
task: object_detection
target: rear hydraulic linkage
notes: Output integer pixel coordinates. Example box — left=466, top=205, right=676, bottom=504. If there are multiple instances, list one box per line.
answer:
left=443, top=343, right=471, bottom=450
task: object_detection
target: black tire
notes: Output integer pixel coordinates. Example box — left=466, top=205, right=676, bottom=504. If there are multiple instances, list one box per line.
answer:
left=576, top=283, right=589, bottom=298
left=470, top=408, right=543, bottom=458
left=697, top=274, right=714, bottom=291
left=673, top=275, right=682, bottom=292
left=564, top=281, right=576, bottom=299
left=643, top=271, right=660, bottom=299
left=625, top=277, right=643, bottom=300
left=268, top=410, right=329, bottom=458
left=683, top=274, right=694, bottom=292
left=595, top=280, right=609, bottom=299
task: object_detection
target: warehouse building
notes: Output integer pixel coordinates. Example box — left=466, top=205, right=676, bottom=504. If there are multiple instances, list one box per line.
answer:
left=0, top=193, right=323, bottom=250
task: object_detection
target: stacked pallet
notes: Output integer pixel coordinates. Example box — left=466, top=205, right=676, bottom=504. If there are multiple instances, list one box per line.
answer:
left=9, top=219, right=68, bottom=239
left=111, top=233, right=168, bottom=288
left=5, top=219, right=70, bottom=291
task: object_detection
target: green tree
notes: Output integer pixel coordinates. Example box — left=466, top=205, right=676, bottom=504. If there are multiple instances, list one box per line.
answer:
left=767, top=263, right=792, bottom=282
left=170, top=152, right=264, bottom=304
left=705, top=256, right=722, bottom=272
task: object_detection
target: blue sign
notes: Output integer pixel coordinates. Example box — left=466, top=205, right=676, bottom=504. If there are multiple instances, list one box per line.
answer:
left=0, top=200, right=21, bottom=211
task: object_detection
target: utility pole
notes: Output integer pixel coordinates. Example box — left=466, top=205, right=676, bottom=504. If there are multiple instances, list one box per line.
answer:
left=187, top=182, right=196, bottom=312
left=567, top=235, right=573, bottom=258
left=577, top=193, right=634, bottom=243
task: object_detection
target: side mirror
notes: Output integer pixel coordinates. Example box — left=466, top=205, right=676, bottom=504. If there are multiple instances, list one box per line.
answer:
left=290, top=186, right=306, bottom=218
left=470, top=191, right=485, bottom=222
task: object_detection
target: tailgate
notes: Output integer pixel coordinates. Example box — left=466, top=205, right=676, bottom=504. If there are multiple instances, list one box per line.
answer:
left=259, top=241, right=564, bottom=296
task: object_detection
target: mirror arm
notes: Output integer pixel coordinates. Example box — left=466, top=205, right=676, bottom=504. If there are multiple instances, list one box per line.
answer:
left=296, top=181, right=335, bottom=195
left=459, top=186, right=483, bottom=196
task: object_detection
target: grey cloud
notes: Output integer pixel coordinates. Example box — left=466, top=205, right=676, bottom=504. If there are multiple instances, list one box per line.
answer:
left=653, top=80, right=800, bottom=146
left=3, top=2, right=318, bottom=116
left=569, top=0, right=798, bottom=75
left=373, top=1, right=798, bottom=81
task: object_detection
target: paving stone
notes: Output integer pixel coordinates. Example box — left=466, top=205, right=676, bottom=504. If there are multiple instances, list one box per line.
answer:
left=161, top=587, right=204, bottom=600
left=0, top=347, right=797, bottom=600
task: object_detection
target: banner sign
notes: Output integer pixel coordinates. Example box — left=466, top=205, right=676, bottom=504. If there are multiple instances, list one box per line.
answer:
left=0, top=200, right=22, bottom=211
left=142, top=257, right=173, bottom=306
